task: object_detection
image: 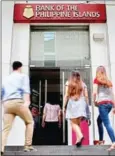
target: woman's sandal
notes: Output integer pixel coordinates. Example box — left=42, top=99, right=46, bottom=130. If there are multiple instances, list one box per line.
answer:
left=99, top=141, right=105, bottom=145
left=107, top=144, right=115, bottom=151
left=94, top=140, right=105, bottom=145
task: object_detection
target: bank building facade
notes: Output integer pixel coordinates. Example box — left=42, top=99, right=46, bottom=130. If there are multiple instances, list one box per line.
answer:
left=2, top=0, right=115, bottom=146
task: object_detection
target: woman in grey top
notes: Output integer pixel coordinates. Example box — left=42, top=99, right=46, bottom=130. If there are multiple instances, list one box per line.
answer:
left=93, top=66, right=115, bottom=151
left=64, top=70, right=90, bottom=147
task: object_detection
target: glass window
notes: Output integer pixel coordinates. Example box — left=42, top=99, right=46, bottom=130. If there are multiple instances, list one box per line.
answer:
left=44, top=32, right=55, bottom=54
left=30, top=28, right=90, bottom=68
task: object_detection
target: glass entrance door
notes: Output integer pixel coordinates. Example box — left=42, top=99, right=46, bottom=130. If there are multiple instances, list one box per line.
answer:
left=30, top=78, right=48, bottom=145
left=30, top=67, right=63, bottom=145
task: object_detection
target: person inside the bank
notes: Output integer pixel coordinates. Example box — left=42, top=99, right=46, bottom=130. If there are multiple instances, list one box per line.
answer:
left=42, top=94, right=62, bottom=145
left=93, top=65, right=115, bottom=151
left=63, top=70, right=91, bottom=147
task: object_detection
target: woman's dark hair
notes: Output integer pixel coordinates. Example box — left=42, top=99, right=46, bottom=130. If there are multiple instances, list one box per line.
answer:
left=12, top=61, right=23, bottom=70
left=47, top=93, right=60, bottom=105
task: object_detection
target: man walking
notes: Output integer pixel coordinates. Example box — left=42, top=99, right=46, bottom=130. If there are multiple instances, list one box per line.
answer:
left=1, top=61, right=36, bottom=155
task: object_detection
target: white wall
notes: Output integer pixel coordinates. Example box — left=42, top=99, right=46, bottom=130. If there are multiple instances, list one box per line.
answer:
left=2, top=0, right=15, bottom=144
left=106, top=1, right=115, bottom=5
left=2, top=1, right=14, bottom=78
left=89, top=23, right=112, bottom=145
left=90, top=24, right=109, bottom=79
left=16, top=1, right=89, bottom=4
left=106, top=4, right=115, bottom=132
left=15, top=1, right=105, bottom=4
left=11, top=24, right=30, bottom=73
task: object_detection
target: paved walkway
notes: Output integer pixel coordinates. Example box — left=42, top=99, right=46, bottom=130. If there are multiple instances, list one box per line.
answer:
left=4, top=145, right=115, bottom=155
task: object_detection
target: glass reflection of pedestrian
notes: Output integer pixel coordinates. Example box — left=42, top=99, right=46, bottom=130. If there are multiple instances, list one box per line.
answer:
left=42, top=94, right=61, bottom=145
left=63, top=70, right=91, bottom=147
left=93, top=66, right=115, bottom=151
left=31, top=106, right=39, bottom=145
left=31, top=107, right=39, bottom=129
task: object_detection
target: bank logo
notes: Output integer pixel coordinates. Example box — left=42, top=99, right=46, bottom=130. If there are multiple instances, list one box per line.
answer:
left=23, top=5, right=34, bottom=19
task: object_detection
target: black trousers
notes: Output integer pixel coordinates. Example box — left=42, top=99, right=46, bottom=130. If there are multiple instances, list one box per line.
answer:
left=44, top=122, right=61, bottom=145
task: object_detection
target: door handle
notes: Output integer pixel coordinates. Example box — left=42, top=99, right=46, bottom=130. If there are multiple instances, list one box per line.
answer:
left=45, top=80, right=47, bottom=104
left=62, top=72, right=66, bottom=144
left=39, top=81, right=41, bottom=115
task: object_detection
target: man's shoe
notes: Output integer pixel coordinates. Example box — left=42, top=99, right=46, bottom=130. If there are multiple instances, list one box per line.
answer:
left=24, top=146, right=37, bottom=152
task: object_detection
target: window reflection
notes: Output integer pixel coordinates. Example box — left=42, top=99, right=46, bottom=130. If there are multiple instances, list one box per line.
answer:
left=44, top=32, right=55, bottom=54
left=31, top=30, right=90, bottom=67
left=44, top=32, right=55, bottom=67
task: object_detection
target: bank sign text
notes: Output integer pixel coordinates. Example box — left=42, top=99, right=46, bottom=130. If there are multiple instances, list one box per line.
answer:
left=14, top=4, right=106, bottom=23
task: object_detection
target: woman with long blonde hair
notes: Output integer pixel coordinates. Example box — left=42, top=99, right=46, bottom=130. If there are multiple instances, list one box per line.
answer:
left=93, top=66, right=115, bottom=151
left=64, top=70, right=90, bottom=147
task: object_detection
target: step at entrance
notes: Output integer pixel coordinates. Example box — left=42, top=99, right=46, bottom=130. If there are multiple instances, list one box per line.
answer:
left=4, top=146, right=115, bottom=155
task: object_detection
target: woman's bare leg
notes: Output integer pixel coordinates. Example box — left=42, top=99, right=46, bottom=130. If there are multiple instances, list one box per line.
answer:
left=70, top=118, right=83, bottom=143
